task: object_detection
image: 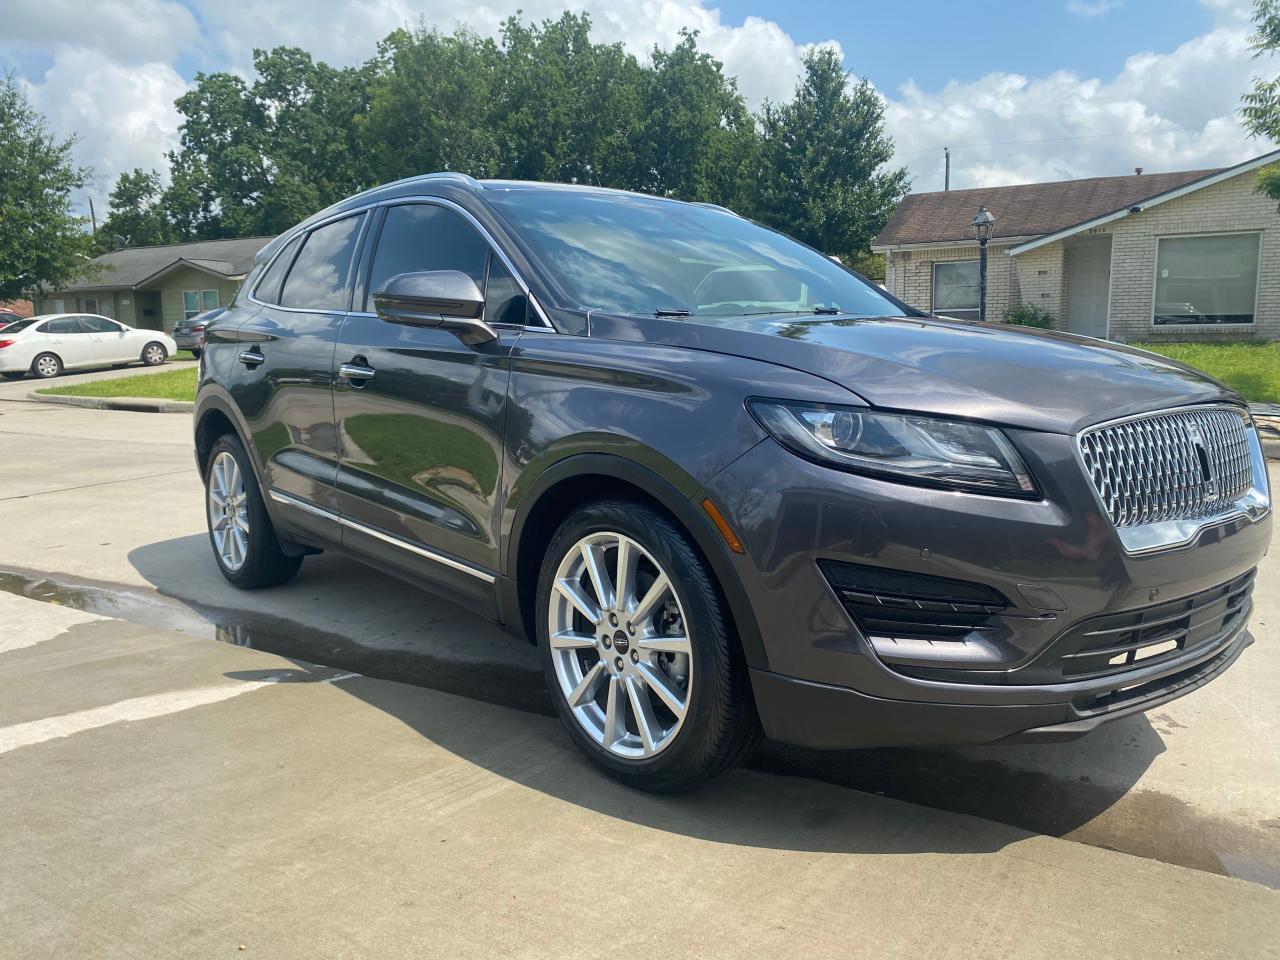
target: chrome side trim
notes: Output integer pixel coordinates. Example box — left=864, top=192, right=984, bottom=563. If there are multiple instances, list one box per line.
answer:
left=268, top=489, right=497, bottom=583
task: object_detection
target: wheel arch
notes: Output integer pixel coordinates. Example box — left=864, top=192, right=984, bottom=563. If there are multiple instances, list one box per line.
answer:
left=502, top=453, right=768, bottom=671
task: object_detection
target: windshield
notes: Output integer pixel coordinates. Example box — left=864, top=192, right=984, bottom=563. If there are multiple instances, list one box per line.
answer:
left=485, top=189, right=905, bottom=320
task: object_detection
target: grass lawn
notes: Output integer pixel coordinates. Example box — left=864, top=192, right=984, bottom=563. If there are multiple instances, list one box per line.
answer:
left=1133, top=342, right=1280, bottom=404
left=37, top=366, right=198, bottom=402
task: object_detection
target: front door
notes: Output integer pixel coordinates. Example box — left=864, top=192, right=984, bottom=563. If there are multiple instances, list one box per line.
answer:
left=332, top=202, right=527, bottom=617
left=1066, top=239, right=1112, bottom=339
left=82, top=316, right=134, bottom=362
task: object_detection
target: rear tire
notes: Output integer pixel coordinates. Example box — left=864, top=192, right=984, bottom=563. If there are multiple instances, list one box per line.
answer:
left=31, top=353, right=62, bottom=379
left=141, top=341, right=167, bottom=366
left=536, top=499, right=759, bottom=792
left=190, top=348, right=202, bottom=359
left=204, top=433, right=303, bottom=589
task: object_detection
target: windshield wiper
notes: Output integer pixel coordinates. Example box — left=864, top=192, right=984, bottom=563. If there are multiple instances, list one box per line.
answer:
left=654, top=307, right=693, bottom=317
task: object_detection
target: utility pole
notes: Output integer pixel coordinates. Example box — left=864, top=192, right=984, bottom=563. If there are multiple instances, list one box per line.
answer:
left=944, top=147, right=951, bottom=191
left=88, top=197, right=98, bottom=234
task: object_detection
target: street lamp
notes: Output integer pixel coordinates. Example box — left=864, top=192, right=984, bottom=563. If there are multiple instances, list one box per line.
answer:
left=971, top=206, right=996, bottom=322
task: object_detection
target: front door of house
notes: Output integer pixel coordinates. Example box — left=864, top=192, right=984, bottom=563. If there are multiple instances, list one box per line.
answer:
left=1066, top=239, right=1111, bottom=339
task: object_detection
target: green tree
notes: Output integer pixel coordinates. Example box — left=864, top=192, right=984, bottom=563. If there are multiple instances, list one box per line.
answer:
left=1242, top=0, right=1280, bottom=205
left=98, top=168, right=174, bottom=249
left=745, top=47, right=908, bottom=259
left=167, top=48, right=376, bottom=238
left=0, top=77, right=96, bottom=299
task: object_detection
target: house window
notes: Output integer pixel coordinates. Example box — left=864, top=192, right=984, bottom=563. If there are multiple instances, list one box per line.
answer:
left=932, top=261, right=980, bottom=320
left=79, top=296, right=99, bottom=313
left=1153, top=233, right=1260, bottom=326
left=183, top=289, right=219, bottom=321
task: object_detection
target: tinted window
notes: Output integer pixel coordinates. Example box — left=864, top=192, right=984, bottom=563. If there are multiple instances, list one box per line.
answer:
left=82, top=317, right=123, bottom=333
left=280, top=215, right=363, bottom=311
left=254, top=235, right=301, bottom=305
left=486, top=190, right=905, bottom=321
left=43, top=318, right=88, bottom=334
left=365, top=204, right=488, bottom=311
left=4, top=316, right=43, bottom=333
left=485, top=256, right=528, bottom=325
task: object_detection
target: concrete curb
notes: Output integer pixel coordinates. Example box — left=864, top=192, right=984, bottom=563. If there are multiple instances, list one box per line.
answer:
left=31, top=393, right=193, bottom=414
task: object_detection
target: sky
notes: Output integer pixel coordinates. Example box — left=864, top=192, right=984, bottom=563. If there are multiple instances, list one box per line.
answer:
left=2, top=0, right=1277, bottom=219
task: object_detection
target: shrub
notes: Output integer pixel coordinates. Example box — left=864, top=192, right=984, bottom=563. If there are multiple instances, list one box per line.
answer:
left=1004, top=304, right=1055, bottom=328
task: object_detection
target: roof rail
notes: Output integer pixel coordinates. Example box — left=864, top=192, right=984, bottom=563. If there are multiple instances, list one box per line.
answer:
left=691, top=201, right=739, bottom=217
left=421, top=172, right=484, bottom=189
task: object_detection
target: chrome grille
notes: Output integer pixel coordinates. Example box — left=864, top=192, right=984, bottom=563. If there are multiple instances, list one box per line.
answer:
left=1079, top=406, right=1253, bottom=528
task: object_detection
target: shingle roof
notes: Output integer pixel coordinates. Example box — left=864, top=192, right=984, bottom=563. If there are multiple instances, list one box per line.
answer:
left=59, top=236, right=274, bottom=291
left=873, top=168, right=1221, bottom=248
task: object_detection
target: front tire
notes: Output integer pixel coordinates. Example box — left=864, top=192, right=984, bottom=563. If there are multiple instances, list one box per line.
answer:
left=204, top=433, right=303, bottom=589
left=141, top=341, right=167, bottom=366
left=536, top=500, right=759, bottom=792
left=31, top=353, right=62, bottom=379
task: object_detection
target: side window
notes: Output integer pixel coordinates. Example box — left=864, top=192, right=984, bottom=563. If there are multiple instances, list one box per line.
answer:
left=484, top=256, right=529, bottom=326
left=45, top=317, right=88, bottom=334
left=280, top=215, right=364, bottom=311
left=82, top=317, right=122, bottom=333
left=254, top=235, right=301, bottom=305
left=364, top=204, right=488, bottom=312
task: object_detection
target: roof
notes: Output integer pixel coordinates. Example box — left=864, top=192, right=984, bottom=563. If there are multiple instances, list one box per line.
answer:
left=56, top=236, right=274, bottom=291
left=874, top=167, right=1221, bottom=249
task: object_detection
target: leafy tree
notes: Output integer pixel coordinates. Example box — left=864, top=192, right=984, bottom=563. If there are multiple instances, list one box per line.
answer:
left=98, top=168, right=174, bottom=249
left=0, top=77, right=96, bottom=299
left=632, top=30, right=755, bottom=202
left=745, top=47, right=908, bottom=259
left=1242, top=0, right=1280, bottom=205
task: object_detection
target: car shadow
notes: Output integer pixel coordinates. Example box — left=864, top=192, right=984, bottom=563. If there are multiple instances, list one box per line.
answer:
left=125, top=534, right=1162, bottom=858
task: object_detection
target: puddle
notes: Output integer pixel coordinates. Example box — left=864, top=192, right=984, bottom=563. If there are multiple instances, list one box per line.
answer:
left=2, top=565, right=1277, bottom=888
left=0, top=568, right=549, bottom=715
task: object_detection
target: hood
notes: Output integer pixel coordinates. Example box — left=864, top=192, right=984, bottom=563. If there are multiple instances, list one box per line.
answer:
left=585, top=312, right=1241, bottom=434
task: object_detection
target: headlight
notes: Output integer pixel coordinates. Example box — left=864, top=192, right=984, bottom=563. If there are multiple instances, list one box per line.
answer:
left=748, top=399, right=1039, bottom=498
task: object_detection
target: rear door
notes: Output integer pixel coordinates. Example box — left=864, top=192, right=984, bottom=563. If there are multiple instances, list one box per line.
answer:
left=42, top=317, right=97, bottom=368
left=331, top=201, right=528, bottom=616
left=230, top=216, right=366, bottom=547
left=82, top=316, right=134, bottom=362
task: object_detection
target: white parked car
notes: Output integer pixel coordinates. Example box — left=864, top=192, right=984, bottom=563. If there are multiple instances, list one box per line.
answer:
left=0, top=314, right=177, bottom=380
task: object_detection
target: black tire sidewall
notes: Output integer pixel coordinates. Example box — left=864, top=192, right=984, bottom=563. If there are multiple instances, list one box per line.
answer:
left=535, top=500, right=745, bottom=790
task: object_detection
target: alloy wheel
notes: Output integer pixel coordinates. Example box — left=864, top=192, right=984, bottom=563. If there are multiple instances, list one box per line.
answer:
left=35, top=356, right=59, bottom=378
left=207, top=451, right=250, bottom=572
left=547, top=531, right=693, bottom=759
left=144, top=344, right=165, bottom=364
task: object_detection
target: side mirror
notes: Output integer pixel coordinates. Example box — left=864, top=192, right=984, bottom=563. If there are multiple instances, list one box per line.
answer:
left=372, top=270, right=496, bottom=345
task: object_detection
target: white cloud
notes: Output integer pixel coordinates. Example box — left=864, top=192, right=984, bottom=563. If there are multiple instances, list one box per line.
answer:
left=884, top=16, right=1279, bottom=191
left=20, top=50, right=187, bottom=215
left=6, top=0, right=1277, bottom=216
left=0, top=0, right=199, bottom=63
left=1066, top=0, right=1121, bottom=19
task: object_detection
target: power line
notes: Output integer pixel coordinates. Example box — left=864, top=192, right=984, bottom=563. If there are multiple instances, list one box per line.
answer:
left=896, top=117, right=1243, bottom=158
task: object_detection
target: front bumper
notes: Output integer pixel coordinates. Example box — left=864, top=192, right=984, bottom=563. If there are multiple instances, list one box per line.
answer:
left=701, top=430, right=1271, bottom=749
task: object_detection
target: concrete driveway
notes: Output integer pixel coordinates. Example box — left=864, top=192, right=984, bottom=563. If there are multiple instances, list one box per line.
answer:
left=1, top=400, right=1277, bottom=956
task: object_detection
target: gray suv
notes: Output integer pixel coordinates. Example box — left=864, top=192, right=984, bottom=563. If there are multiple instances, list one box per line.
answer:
left=194, top=174, right=1272, bottom=791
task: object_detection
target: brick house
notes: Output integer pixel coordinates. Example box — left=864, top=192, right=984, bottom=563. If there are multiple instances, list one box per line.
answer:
left=31, top=236, right=272, bottom=333
left=873, top=148, right=1280, bottom=341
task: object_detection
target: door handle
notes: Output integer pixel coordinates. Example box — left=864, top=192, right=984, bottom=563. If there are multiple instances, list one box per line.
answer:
left=239, top=348, right=265, bottom=368
left=337, top=361, right=376, bottom=382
